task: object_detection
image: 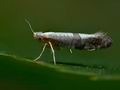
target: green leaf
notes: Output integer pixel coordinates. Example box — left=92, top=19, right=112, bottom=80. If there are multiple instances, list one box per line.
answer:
left=0, top=53, right=120, bottom=90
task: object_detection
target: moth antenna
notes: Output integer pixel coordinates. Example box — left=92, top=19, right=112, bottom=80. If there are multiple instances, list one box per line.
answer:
left=25, top=19, right=34, bottom=34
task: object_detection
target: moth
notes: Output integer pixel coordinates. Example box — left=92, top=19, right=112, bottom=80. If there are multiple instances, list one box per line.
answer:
left=25, top=19, right=112, bottom=65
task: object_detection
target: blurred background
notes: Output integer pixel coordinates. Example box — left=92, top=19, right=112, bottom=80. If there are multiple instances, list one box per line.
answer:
left=0, top=0, right=120, bottom=68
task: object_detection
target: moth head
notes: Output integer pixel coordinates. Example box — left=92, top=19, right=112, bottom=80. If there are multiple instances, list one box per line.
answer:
left=33, top=32, right=43, bottom=40
left=25, top=19, right=44, bottom=40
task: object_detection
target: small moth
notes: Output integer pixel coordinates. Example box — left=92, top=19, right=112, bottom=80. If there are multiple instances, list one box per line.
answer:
left=25, top=19, right=112, bottom=65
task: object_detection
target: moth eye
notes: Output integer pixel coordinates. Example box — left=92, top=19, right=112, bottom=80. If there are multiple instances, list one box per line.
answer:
left=38, top=38, right=42, bottom=40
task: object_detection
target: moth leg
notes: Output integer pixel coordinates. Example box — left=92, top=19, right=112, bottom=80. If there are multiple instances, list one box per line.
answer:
left=34, top=43, right=47, bottom=61
left=48, top=41, right=56, bottom=65
left=70, top=49, right=72, bottom=54
left=88, top=48, right=96, bottom=51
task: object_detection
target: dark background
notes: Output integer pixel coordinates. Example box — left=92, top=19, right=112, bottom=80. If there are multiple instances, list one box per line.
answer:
left=0, top=0, right=119, bottom=67
left=0, top=0, right=120, bottom=89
